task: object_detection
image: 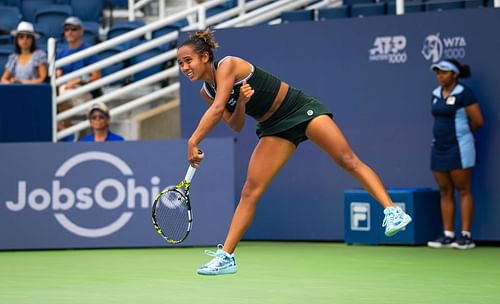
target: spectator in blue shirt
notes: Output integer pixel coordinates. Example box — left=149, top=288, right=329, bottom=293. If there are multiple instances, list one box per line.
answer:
left=56, top=16, right=101, bottom=141
left=80, top=102, right=124, bottom=142
left=56, top=16, right=100, bottom=100
left=1, top=21, right=47, bottom=84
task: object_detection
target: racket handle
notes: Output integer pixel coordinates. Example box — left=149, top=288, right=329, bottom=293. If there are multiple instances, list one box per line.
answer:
left=185, top=149, right=203, bottom=183
left=185, top=165, right=197, bottom=183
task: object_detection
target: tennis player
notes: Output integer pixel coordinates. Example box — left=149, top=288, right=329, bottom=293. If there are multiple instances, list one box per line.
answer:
left=178, top=29, right=412, bottom=275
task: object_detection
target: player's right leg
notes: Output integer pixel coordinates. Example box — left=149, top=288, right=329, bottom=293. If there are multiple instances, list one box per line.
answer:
left=197, top=136, right=296, bottom=275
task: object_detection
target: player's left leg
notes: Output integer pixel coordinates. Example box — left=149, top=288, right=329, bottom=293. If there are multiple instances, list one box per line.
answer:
left=305, top=115, right=411, bottom=236
left=197, top=136, right=296, bottom=275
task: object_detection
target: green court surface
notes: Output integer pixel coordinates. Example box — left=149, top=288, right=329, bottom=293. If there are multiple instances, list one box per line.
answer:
left=1, top=242, right=499, bottom=304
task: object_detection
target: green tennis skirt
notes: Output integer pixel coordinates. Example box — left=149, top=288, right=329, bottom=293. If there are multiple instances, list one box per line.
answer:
left=255, top=86, right=332, bottom=146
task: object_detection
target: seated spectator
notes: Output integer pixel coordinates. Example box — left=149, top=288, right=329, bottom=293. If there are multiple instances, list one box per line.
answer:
left=80, top=102, right=124, bottom=142
left=56, top=16, right=101, bottom=104
left=56, top=16, right=101, bottom=141
left=1, top=21, right=47, bottom=84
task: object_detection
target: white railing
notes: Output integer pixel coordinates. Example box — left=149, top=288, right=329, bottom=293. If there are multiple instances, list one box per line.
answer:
left=50, top=0, right=336, bottom=141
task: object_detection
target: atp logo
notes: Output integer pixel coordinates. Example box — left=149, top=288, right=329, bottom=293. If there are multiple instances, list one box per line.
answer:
left=5, top=151, right=160, bottom=238
left=351, top=202, right=370, bottom=231
left=369, top=35, right=407, bottom=64
left=422, top=33, right=467, bottom=63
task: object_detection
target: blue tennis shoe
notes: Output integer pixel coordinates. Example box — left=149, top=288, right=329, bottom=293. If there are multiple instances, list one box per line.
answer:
left=197, top=244, right=237, bottom=275
left=383, top=207, right=412, bottom=237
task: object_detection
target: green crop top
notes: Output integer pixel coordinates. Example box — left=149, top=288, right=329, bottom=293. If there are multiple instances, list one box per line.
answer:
left=202, top=56, right=282, bottom=120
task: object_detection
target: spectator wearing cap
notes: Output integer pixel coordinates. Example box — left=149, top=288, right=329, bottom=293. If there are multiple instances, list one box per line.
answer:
left=426, top=59, right=483, bottom=250
left=56, top=16, right=101, bottom=140
left=56, top=16, right=101, bottom=102
left=1, top=21, right=47, bottom=84
left=80, top=102, right=124, bottom=142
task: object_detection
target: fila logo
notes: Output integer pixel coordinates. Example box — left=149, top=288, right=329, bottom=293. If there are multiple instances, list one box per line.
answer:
left=351, top=202, right=370, bottom=231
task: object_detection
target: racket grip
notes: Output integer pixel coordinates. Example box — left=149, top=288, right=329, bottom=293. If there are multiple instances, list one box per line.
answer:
left=185, top=165, right=197, bottom=183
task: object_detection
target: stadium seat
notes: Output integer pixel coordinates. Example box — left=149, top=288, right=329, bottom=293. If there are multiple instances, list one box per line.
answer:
left=463, top=0, right=485, bottom=7
left=318, top=6, right=350, bottom=20
left=98, top=45, right=128, bottom=85
left=0, top=45, right=12, bottom=71
left=111, top=0, right=128, bottom=8
left=82, top=21, right=100, bottom=45
left=0, top=6, right=22, bottom=32
left=21, top=0, right=54, bottom=23
left=130, top=47, right=164, bottom=82
left=33, top=22, right=49, bottom=49
left=350, top=3, right=386, bottom=18
left=0, top=34, right=11, bottom=45
left=387, top=1, right=425, bottom=14
left=107, top=20, right=146, bottom=48
left=69, top=0, right=103, bottom=22
left=0, top=0, right=20, bottom=8
left=425, top=0, right=464, bottom=11
left=281, top=10, right=314, bottom=23
left=34, top=4, right=73, bottom=40
left=343, top=0, right=374, bottom=5
left=151, top=24, right=180, bottom=51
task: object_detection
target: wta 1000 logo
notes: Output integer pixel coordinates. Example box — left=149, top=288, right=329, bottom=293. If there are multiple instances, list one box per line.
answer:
left=4, top=151, right=160, bottom=238
left=422, top=33, right=467, bottom=63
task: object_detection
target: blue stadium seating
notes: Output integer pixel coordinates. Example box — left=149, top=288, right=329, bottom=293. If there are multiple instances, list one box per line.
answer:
left=107, top=20, right=146, bottom=48
left=0, top=0, right=20, bottom=9
left=0, top=45, right=12, bottom=70
left=34, top=4, right=72, bottom=40
left=33, top=22, right=49, bottom=50
left=21, top=0, right=54, bottom=23
left=98, top=45, right=128, bottom=85
left=318, top=6, right=350, bottom=20
left=69, top=0, right=103, bottom=22
left=0, top=6, right=22, bottom=32
left=425, top=0, right=464, bottom=11
left=351, top=2, right=386, bottom=17
left=281, top=10, right=314, bottom=23
left=131, top=47, right=163, bottom=81
left=0, top=34, right=11, bottom=45
left=151, top=24, right=180, bottom=51
left=111, top=0, right=128, bottom=8
left=343, top=0, right=374, bottom=5
left=81, top=21, right=100, bottom=45
left=463, top=0, right=485, bottom=7
left=387, top=1, right=425, bottom=14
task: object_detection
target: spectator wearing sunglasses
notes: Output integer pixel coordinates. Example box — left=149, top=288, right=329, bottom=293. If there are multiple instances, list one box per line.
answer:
left=56, top=16, right=101, bottom=141
left=1, top=21, right=48, bottom=84
left=56, top=17, right=101, bottom=103
left=80, top=102, right=124, bottom=142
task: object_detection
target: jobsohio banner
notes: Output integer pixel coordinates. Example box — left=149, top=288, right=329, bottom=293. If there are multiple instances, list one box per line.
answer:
left=0, top=139, right=234, bottom=250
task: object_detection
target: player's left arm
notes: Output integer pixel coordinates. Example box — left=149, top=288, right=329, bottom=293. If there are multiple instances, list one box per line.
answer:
left=465, top=103, right=483, bottom=131
left=226, top=80, right=254, bottom=132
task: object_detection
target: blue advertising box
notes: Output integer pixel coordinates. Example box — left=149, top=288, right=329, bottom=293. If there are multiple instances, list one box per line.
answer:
left=344, top=188, right=441, bottom=245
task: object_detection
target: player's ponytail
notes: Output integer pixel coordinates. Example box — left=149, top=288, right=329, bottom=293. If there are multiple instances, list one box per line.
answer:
left=446, top=59, right=471, bottom=79
left=180, top=28, right=218, bottom=62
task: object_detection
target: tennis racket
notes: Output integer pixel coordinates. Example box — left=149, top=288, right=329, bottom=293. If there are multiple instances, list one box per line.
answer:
left=152, top=150, right=204, bottom=244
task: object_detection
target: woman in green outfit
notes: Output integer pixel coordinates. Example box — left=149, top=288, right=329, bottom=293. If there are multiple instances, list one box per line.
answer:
left=177, top=29, right=412, bottom=275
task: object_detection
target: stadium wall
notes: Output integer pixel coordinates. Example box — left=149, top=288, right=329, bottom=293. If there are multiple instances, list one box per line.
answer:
left=180, top=8, right=500, bottom=241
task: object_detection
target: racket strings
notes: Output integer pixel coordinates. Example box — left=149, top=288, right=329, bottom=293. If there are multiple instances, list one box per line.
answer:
left=154, top=189, right=190, bottom=242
